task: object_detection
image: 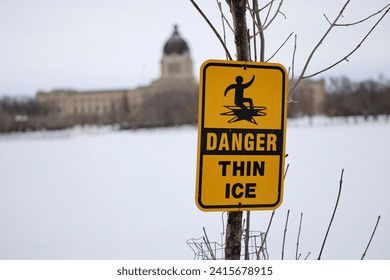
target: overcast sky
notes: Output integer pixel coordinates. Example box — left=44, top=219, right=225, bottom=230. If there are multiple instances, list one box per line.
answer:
left=1, top=0, right=389, bottom=96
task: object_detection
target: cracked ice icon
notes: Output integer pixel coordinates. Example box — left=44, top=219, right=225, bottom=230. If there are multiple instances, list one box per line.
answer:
left=221, top=75, right=267, bottom=125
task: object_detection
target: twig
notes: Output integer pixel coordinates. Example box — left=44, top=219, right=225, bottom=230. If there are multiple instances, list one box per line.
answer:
left=266, top=31, right=294, bottom=62
left=244, top=211, right=251, bottom=260
left=221, top=211, right=226, bottom=236
left=295, top=212, right=303, bottom=260
left=262, top=0, right=274, bottom=29
left=203, top=227, right=216, bottom=260
left=281, top=209, right=290, bottom=260
left=303, top=5, right=390, bottom=79
left=288, top=34, right=297, bottom=97
left=287, top=66, right=291, bottom=79
left=247, top=29, right=252, bottom=61
left=256, top=210, right=275, bottom=259
left=263, top=0, right=285, bottom=30
left=253, top=0, right=265, bottom=62
left=301, top=0, right=350, bottom=74
left=220, top=211, right=226, bottom=259
left=217, top=0, right=228, bottom=60
left=252, top=2, right=257, bottom=62
left=324, top=4, right=390, bottom=27
left=291, top=34, right=297, bottom=80
left=259, top=1, right=273, bottom=13
left=361, top=215, right=381, bottom=260
left=217, top=0, right=235, bottom=61
left=289, top=1, right=390, bottom=98
left=317, top=169, right=344, bottom=260
left=304, top=251, right=311, bottom=260
left=190, top=0, right=233, bottom=60
left=289, top=0, right=351, bottom=98
left=284, top=163, right=290, bottom=179
left=216, top=0, right=234, bottom=32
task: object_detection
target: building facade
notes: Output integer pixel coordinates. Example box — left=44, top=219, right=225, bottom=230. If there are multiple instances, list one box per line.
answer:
left=34, top=25, right=326, bottom=129
left=287, top=79, right=326, bottom=117
left=36, top=25, right=198, bottom=129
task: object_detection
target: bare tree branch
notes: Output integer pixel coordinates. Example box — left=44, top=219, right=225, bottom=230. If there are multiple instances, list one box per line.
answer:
left=247, top=1, right=275, bottom=62
left=251, top=2, right=258, bottom=62
left=302, top=5, right=390, bottom=79
left=324, top=3, right=390, bottom=27
left=217, top=0, right=229, bottom=60
left=289, top=0, right=351, bottom=98
left=361, top=215, right=381, bottom=260
left=262, top=0, right=275, bottom=28
left=291, top=34, right=297, bottom=80
left=289, top=1, right=390, bottom=98
left=263, top=0, right=285, bottom=30
left=318, top=169, right=344, bottom=260
left=295, top=212, right=303, bottom=260
left=259, top=1, right=273, bottom=13
left=203, top=227, right=216, bottom=260
left=256, top=210, right=275, bottom=259
left=266, top=31, right=294, bottom=62
left=288, top=34, right=297, bottom=99
left=284, top=162, right=290, bottom=179
left=244, top=211, right=251, bottom=259
left=217, top=0, right=234, bottom=33
left=281, top=209, right=290, bottom=260
left=190, top=0, right=233, bottom=60
left=253, top=0, right=265, bottom=62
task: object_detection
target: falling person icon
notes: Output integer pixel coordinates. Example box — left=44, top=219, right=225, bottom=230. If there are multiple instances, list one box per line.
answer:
left=221, top=74, right=266, bottom=124
left=224, top=75, right=255, bottom=111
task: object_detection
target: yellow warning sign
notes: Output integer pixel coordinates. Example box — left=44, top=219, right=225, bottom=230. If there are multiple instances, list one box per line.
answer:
left=196, top=60, right=288, bottom=211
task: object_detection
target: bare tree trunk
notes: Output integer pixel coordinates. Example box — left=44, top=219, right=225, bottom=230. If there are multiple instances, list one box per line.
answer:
left=224, top=0, right=249, bottom=260
left=225, top=211, right=243, bottom=260
left=230, top=0, right=249, bottom=61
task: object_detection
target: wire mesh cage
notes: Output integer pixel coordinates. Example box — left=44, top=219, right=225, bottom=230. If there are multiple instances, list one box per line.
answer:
left=187, top=230, right=269, bottom=260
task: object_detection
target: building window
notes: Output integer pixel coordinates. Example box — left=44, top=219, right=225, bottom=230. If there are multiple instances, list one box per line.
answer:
left=168, top=63, right=181, bottom=74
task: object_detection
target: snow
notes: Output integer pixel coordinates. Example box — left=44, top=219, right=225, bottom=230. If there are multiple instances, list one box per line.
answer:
left=0, top=117, right=389, bottom=260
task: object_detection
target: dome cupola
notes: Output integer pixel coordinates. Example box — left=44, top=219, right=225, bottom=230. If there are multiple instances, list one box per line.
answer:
left=159, top=24, right=194, bottom=81
left=163, top=25, right=189, bottom=55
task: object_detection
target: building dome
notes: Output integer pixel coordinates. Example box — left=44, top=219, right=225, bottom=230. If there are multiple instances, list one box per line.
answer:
left=163, top=25, right=189, bottom=55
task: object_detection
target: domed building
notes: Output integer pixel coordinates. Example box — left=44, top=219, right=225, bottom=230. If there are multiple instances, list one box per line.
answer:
left=164, top=25, right=189, bottom=55
left=36, top=25, right=198, bottom=129
left=161, top=24, right=194, bottom=80
left=148, top=25, right=196, bottom=91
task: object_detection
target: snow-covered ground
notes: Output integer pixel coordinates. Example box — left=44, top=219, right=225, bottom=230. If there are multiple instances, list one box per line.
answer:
left=0, top=116, right=389, bottom=260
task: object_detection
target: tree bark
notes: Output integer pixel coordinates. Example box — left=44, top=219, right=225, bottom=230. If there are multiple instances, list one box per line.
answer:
left=225, top=211, right=243, bottom=260
left=224, top=0, right=249, bottom=260
left=231, top=0, right=250, bottom=61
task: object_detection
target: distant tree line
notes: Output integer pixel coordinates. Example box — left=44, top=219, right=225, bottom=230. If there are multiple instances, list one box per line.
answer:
left=324, top=76, right=390, bottom=118
left=1, top=76, right=389, bottom=132
left=0, top=96, right=43, bottom=115
left=287, top=76, right=390, bottom=119
left=0, top=96, right=49, bottom=132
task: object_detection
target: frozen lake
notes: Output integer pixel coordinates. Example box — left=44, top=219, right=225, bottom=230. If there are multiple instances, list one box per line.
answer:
left=0, top=116, right=389, bottom=259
